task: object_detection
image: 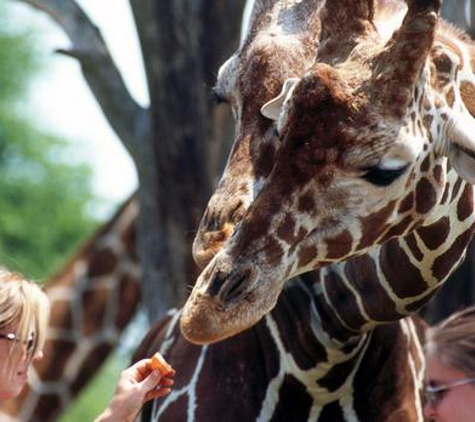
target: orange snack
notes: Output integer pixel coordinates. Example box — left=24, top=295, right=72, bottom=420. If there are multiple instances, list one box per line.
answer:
left=150, top=352, right=173, bottom=376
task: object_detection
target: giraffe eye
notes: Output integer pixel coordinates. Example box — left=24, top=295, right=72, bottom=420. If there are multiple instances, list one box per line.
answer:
left=361, top=165, right=408, bottom=186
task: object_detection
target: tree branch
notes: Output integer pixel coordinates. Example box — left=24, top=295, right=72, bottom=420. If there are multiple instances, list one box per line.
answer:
left=15, top=0, right=150, bottom=161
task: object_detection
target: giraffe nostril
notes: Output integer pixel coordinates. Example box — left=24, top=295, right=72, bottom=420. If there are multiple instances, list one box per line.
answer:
left=208, top=271, right=227, bottom=297
left=221, top=269, right=251, bottom=303
left=207, top=269, right=252, bottom=304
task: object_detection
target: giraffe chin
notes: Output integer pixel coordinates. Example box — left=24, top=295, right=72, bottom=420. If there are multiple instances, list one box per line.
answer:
left=179, top=294, right=260, bottom=345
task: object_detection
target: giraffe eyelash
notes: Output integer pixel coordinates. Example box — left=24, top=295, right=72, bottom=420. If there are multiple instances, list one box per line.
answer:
left=361, top=165, right=408, bottom=187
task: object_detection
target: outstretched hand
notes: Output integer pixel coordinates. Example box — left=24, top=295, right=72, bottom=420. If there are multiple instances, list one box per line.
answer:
left=95, top=358, right=175, bottom=422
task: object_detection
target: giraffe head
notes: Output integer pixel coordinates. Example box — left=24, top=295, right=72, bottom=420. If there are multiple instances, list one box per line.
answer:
left=192, top=0, right=321, bottom=269
left=182, top=0, right=475, bottom=344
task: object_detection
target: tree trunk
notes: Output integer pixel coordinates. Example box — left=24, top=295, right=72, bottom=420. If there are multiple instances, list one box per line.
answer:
left=129, top=0, right=242, bottom=322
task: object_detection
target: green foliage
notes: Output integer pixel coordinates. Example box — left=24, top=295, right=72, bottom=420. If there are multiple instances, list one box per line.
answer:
left=0, top=4, right=99, bottom=279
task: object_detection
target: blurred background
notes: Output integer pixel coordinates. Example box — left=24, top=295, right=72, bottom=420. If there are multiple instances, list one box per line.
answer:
left=1, top=1, right=140, bottom=419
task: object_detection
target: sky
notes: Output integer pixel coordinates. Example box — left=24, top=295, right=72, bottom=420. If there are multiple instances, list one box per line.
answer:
left=6, top=0, right=145, bottom=215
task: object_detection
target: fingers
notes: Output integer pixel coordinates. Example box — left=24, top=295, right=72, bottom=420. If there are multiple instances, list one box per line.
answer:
left=144, top=387, right=172, bottom=403
left=141, top=372, right=175, bottom=403
left=160, top=377, right=174, bottom=387
left=133, top=358, right=154, bottom=377
left=140, top=369, right=162, bottom=392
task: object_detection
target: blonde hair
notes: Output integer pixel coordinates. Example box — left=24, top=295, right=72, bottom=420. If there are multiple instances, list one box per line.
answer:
left=425, top=306, right=475, bottom=376
left=0, top=269, right=50, bottom=358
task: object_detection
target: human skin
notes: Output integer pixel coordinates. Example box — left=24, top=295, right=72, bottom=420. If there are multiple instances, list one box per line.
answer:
left=0, top=326, right=43, bottom=400
left=424, top=353, right=475, bottom=422
left=0, top=324, right=174, bottom=421
left=95, top=359, right=175, bottom=422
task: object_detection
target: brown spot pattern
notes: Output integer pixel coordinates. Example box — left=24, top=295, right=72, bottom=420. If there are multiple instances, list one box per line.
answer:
left=264, top=236, right=285, bottom=266
left=358, top=200, right=396, bottom=249
left=461, top=81, right=475, bottom=115
left=298, top=245, right=317, bottom=268
left=380, top=239, right=428, bottom=298
left=405, top=235, right=424, bottom=262
left=384, top=215, right=414, bottom=240
left=417, top=216, right=450, bottom=250
left=49, top=300, right=73, bottom=329
left=82, top=288, right=109, bottom=336
left=423, top=114, right=433, bottom=130
left=88, top=247, right=118, bottom=277
left=440, top=183, right=450, bottom=205
left=432, top=227, right=475, bottom=280
left=446, top=87, right=455, bottom=107
left=298, top=192, right=316, bottom=214
left=116, top=275, right=141, bottom=328
left=35, top=339, right=76, bottom=381
left=326, top=230, right=353, bottom=259
left=276, top=213, right=296, bottom=244
left=420, top=155, right=431, bottom=173
left=451, top=177, right=463, bottom=201
left=71, top=343, right=112, bottom=394
left=415, top=178, right=437, bottom=214
left=399, top=192, right=414, bottom=213
left=457, top=183, right=474, bottom=221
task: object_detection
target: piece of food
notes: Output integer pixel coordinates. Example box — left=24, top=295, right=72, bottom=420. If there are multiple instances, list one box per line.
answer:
left=150, top=352, right=174, bottom=376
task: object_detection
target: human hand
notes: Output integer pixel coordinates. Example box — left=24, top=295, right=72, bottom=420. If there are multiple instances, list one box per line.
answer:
left=95, top=357, right=175, bottom=422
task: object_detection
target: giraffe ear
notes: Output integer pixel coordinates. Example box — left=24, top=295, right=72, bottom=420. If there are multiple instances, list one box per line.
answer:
left=261, top=77, right=300, bottom=121
left=446, top=113, right=475, bottom=184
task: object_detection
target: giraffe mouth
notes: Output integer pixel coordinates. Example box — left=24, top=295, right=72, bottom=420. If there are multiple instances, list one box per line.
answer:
left=180, top=262, right=284, bottom=344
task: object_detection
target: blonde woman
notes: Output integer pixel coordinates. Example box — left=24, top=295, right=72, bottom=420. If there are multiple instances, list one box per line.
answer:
left=0, top=269, right=174, bottom=421
left=424, top=306, right=475, bottom=422
left=0, top=270, right=49, bottom=400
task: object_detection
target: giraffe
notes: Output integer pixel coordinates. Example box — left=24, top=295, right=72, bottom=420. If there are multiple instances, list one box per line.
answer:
left=0, top=196, right=141, bottom=422
left=135, top=0, right=475, bottom=421
left=133, top=1, right=416, bottom=420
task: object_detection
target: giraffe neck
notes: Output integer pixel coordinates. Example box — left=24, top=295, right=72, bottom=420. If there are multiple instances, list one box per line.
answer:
left=0, top=197, right=141, bottom=422
left=137, top=278, right=426, bottom=422
left=314, top=169, right=474, bottom=342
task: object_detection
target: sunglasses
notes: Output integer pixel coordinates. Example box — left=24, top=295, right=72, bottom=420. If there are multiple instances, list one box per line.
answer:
left=0, top=332, right=35, bottom=353
left=425, top=377, right=475, bottom=406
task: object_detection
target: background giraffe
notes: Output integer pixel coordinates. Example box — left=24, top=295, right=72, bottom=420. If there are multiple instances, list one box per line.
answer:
left=0, top=196, right=141, bottom=422
left=136, top=0, right=475, bottom=420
